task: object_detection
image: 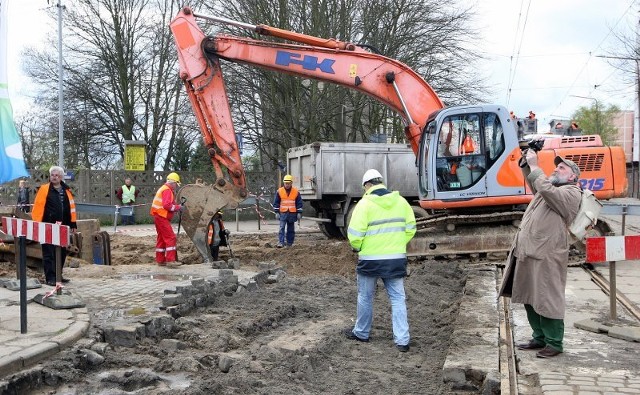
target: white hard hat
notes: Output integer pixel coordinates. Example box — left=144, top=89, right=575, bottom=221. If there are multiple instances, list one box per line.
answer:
left=362, top=169, right=383, bottom=185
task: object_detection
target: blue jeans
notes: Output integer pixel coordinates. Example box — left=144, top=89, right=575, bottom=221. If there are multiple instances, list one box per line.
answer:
left=352, top=274, right=410, bottom=346
left=278, top=215, right=296, bottom=245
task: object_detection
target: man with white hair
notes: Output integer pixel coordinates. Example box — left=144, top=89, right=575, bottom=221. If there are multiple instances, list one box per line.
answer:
left=499, top=149, right=582, bottom=358
left=32, top=166, right=77, bottom=286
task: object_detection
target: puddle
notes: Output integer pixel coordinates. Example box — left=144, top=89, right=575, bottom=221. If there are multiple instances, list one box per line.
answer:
left=121, top=273, right=202, bottom=281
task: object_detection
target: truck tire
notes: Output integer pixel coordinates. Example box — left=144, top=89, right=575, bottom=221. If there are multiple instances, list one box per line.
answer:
left=340, top=204, right=357, bottom=239
left=318, top=211, right=343, bottom=239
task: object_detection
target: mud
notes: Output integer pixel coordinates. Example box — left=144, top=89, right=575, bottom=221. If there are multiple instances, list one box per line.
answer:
left=14, top=232, right=471, bottom=394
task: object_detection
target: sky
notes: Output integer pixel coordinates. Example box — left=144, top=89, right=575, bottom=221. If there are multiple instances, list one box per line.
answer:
left=4, top=0, right=639, bottom=133
left=475, top=0, right=637, bottom=131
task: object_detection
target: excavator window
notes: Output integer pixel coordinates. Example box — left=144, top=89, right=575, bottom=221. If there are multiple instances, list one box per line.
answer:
left=435, top=114, right=487, bottom=191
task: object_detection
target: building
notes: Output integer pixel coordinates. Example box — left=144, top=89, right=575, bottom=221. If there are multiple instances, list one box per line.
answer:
left=612, top=111, right=634, bottom=164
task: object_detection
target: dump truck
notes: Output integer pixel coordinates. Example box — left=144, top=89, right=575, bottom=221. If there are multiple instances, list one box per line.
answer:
left=286, top=142, right=427, bottom=238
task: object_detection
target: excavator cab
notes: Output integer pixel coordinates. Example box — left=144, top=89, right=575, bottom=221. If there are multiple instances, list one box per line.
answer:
left=418, top=105, right=527, bottom=211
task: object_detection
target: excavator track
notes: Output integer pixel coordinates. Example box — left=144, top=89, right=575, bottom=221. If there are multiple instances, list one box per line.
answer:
left=407, top=212, right=612, bottom=262
left=409, top=211, right=523, bottom=258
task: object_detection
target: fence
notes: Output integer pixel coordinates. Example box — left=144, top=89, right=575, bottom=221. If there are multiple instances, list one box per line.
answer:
left=0, top=170, right=279, bottom=223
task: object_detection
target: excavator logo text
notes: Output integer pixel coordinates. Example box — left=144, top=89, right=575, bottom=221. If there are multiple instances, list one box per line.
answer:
left=275, top=51, right=335, bottom=74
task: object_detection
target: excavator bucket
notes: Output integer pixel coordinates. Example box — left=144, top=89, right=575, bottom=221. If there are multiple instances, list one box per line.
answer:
left=176, top=181, right=246, bottom=261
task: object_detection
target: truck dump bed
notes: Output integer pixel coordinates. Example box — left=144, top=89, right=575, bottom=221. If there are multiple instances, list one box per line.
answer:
left=287, top=142, right=419, bottom=200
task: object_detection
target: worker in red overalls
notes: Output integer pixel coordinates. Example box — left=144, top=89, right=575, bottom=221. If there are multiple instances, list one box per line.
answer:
left=150, top=172, right=183, bottom=267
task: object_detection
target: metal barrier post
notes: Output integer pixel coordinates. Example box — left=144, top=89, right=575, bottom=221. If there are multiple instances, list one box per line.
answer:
left=55, top=246, right=63, bottom=296
left=18, top=236, right=27, bottom=334
left=113, top=206, right=120, bottom=232
left=257, top=199, right=261, bottom=230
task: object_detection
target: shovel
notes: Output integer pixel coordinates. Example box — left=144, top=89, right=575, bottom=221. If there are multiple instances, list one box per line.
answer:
left=177, top=196, right=187, bottom=235
left=225, top=230, right=234, bottom=259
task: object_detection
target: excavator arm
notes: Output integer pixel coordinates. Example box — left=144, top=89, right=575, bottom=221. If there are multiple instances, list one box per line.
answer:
left=169, top=7, right=444, bottom=260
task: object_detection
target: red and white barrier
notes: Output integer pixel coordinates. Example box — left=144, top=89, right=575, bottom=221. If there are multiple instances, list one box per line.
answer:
left=586, top=235, right=640, bottom=263
left=1, top=217, right=70, bottom=247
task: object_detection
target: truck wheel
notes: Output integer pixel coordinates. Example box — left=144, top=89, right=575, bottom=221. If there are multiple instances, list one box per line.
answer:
left=340, top=205, right=357, bottom=239
left=318, top=211, right=343, bottom=239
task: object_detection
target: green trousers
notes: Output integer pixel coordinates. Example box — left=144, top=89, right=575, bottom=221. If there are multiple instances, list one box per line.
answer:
left=524, top=304, right=564, bottom=352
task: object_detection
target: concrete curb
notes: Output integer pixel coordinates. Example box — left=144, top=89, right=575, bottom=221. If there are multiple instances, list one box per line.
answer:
left=442, top=266, right=500, bottom=393
left=0, top=305, right=90, bottom=378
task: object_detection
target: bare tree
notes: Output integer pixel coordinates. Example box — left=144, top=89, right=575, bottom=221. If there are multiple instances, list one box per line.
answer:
left=22, top=0, right=200, bottom=170
left=196, top=0, right=486, bottom=171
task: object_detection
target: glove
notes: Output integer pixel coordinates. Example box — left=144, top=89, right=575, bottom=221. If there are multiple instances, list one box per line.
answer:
left=176, top=204, right=184, bottom=212
left=224, top=229, right=230, bottom=236
left=275, top=213, right=280, bottom=220
left=297, top=213, right=302, bottom=220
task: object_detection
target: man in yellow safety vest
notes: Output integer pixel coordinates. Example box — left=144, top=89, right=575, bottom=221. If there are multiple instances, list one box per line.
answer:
left=116, top=177, right=138, bottom=225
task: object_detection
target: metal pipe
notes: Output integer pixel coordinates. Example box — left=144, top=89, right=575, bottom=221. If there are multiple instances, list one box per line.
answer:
left=57, top=0, right=64, bottom=168
left=391, top=80, right=413, bottom=126
left=192, top=12, right=257, bottom=31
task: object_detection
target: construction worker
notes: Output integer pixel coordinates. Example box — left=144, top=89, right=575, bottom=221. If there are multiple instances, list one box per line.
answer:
left=273, top=174, right=303, bottom=248
left=116, top=177, right=138, bottom=225
left=32, top=166, right=77, bottom=286
left=150, top=172, right=183, bottom=267
left=345, top=169, right=416, bottom=352
left=460, top=131, right=476, bottom=155
left=528, top=111, right=536, bottom=120
left=207, top=211, right=229, bottom=261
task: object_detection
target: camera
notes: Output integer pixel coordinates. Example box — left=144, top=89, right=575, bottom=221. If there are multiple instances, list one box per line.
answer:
left=527, top=139, right=545, bottom=152
left=518, top=138, right=544, bottom=168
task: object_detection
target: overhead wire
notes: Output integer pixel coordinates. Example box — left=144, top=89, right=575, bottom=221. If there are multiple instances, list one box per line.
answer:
left=505, top=0, right=525, bottom=104
left=549, top=0, right=636, bottom=116
left=506, top=0, right=532, bottom=106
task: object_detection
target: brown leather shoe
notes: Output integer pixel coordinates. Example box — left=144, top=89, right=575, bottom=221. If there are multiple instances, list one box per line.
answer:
left=536, top=346, right=562, bottom=358
left=516, top=340, right=545, bottom=350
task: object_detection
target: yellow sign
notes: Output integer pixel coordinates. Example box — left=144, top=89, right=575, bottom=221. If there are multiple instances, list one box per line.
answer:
left=125, top=145, right=146, bottom=171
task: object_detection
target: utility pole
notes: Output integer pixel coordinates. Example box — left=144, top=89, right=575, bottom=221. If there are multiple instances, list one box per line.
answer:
left=57, top=0, right=64, bottom=168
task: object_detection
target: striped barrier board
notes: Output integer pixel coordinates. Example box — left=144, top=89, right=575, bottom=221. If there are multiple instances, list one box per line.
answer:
left=1, top=217, right=70, bottom=247
left=586, top=235, right=640, bottom=263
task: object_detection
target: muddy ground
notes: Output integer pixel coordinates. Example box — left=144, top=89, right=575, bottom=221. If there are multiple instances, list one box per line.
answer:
left=4, top=231, right=472, bottom=394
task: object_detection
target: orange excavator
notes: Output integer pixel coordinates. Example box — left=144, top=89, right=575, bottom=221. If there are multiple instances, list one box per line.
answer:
left=169, top=7, right=627, bottom=260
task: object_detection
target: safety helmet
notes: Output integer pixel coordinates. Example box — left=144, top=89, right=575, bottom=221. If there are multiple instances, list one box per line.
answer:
left=362, top=169, right=383, bottom=185
left=283, top=174, right=293, bottom=183
left=166, top=172, right=181, bottom=183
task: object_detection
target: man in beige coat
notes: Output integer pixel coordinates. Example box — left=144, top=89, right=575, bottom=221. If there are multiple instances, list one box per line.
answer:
left=499, top=148, right=581, bottom=358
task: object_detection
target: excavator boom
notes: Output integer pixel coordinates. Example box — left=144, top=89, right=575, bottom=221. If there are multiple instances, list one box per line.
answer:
left=169, top=7, right=443, bottom=260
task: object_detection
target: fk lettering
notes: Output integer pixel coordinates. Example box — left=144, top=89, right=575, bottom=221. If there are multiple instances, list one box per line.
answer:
left=275, top=51, right=335, bottom=74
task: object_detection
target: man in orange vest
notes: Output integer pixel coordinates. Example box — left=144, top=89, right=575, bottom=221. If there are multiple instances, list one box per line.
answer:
left=273, top=174, right=303, bottom=248
left=207, top=211, right=229, bottom=261
left=150, top=172, right=183, bottom=266
left=32, top=166, right=77, bottom=286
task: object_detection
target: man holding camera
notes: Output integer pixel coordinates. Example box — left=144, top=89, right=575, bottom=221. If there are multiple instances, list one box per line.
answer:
left=499, top=146, right=582, bottom=358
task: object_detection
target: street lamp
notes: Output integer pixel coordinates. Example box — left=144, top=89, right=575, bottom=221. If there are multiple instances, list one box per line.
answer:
left=570, top=95, right=601, bottom=133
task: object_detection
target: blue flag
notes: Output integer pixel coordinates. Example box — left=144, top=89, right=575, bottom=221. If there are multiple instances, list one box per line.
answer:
left=0, top=0, right=29, bottom=184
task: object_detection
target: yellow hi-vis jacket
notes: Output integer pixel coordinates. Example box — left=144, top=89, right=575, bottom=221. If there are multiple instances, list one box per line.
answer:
left=347, top=184, right=416, bottom=278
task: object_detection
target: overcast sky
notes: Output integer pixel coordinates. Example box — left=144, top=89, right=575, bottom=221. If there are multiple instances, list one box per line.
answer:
left=5, top=0, right=639, bottom=132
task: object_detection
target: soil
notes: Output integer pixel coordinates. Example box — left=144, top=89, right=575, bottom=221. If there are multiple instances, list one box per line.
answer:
left=5, top=231, right=470, bottom=394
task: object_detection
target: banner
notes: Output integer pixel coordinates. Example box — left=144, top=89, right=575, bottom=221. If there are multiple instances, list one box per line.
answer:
left=0, top=0, right=29, bottom=184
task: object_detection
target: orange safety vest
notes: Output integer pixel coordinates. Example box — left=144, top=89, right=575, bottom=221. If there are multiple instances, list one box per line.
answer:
left=207, top=218, right=226, bottom=245
left=31, top=183, right=77, bottom=223
left=150, top=184, right=174, bottom=218
left=461, top=135, right=475, bottom=154
left=277, top=187, right=299, bottom=213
